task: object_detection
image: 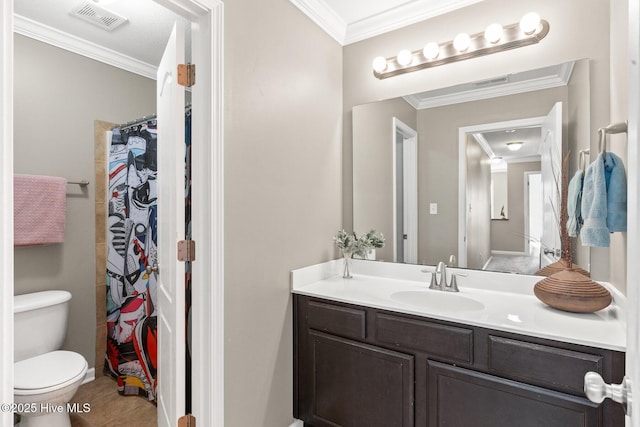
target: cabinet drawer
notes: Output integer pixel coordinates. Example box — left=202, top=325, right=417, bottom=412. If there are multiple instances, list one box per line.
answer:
left=307, top=300, right=366, bottom=340
left=488, top=335, right=604, bottom=395
left=376, top=313, right=473, bottom=363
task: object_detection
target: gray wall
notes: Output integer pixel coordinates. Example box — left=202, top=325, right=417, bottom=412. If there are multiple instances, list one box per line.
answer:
left=224, top=1, right=343, bottom=426
left=491, top=161, right=542, bottom=252
left=353, top=97, right=416, bottom=262
left=13, top=35, right=156, bottom=367
left=343, top=0, right=616, bottom=285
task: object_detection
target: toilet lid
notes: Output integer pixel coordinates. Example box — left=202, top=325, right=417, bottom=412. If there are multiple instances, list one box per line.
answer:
left=14, top=350, right=87, bottom=390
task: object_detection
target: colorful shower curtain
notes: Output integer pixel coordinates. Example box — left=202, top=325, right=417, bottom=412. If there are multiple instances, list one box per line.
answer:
left=105, top=112, right=192, bottom=402
left=105, top=120, right=159, bottom=400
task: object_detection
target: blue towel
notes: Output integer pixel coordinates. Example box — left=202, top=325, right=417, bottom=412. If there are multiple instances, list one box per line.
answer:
left=604, top=152, right=627, bottom=232
left=580, top=152, right=628, bottom=247
left=566, top=169, right=583, bottom=237
left=581, top=153, right=610, bottom=247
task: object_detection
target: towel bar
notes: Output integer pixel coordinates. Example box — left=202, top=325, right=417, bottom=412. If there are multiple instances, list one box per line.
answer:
left=68, top=180, right=89, bottom=187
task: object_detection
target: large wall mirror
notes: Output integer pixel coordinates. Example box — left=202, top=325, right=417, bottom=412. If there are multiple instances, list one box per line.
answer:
left=353, top=58, right=591, bottom=275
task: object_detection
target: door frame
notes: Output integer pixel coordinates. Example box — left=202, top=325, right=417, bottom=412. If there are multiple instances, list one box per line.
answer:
left=523, top=171, right=542, bottom=255
left=458, top=116, right=544, bottom=268
left=392, top=117, right=418, bottom=263
left=626, top=0, right=639, bottom=423
left=0, top=1, right=224, bottom=426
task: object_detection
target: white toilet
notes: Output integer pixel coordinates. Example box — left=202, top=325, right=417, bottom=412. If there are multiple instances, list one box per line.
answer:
left=13, top=290, right=89, bottom=427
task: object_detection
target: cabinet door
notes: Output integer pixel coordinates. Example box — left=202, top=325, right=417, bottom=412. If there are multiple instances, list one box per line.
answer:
left=307, top=331, right=414, bottom=427
left=428, top=361, right=599, bottom=427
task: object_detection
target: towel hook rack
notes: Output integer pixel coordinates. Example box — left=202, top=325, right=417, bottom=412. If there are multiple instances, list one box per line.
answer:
left=598, top=121, right=628, bottom=154
left=579, top=149, right=590, bottom=172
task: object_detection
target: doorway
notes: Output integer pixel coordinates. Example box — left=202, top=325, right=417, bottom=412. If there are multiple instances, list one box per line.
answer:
left=0, top=1, right=224, bottom=426
left=458, top=107, right=561, bottom=273
left=392, top=117, right=418, bottom=264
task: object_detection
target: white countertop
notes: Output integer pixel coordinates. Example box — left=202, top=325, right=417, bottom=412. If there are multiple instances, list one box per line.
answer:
left=291, top=259, right=626, bottom=352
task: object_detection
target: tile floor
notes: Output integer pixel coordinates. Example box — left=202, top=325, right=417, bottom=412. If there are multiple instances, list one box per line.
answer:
left=68, top=375, right=157, bottom=427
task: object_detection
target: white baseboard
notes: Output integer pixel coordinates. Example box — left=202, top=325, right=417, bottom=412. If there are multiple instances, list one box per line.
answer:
left=491, top=250, right=527, bottom=256
left=289, top=420, right=304, bottom=427
left=82, top=368, right=96, bottom=385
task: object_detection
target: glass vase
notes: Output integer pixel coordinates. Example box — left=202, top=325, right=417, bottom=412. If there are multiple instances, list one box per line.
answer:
left=342, top=251, right=353, bottom=279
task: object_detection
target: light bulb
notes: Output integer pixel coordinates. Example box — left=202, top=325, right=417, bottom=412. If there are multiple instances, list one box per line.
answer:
left=423, top=42, right=440, bottom=60
left=484, top=23, right=503, bottom=44
left=372, top=56, right=387, bottom=73
left=397, top=49, right=413, bottom=66
left=453, top=33, right=471, bottom=52
left=520, top=12, right=541, bottom=35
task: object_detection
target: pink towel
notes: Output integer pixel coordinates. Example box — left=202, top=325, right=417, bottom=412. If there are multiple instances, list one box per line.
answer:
left=14, top=174, right=67, bottom=246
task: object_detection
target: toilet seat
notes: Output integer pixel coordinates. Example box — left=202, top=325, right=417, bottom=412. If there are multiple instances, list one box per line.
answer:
left=14, top=350, right=88, bottom=396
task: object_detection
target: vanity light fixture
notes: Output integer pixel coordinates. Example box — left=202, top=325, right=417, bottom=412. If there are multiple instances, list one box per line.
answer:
left=372, top=12, right=549, bottom=79
left=507, top=141, right=523, bottom=151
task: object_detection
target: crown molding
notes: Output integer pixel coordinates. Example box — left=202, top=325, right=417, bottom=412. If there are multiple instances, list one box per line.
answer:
left=13, top=14, right=157, bottom=80
left=289, top=0, right=346, bottom=45
left=290, top=0, right=482, bottom=46
left=345, top=0, right=483, bottom=45
left=404, top=61, right=576, bottom=110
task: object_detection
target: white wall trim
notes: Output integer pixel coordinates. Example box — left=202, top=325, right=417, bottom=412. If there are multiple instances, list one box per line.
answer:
left=289, top=420, right=304, bottom=427
left=81, top=368, right=96, bottom=385
left=288, top=0, right=346, bottom=45
left=0, top=1, right=14, bottom=425
left=13, top=14, right=158, bottom=80
left=290, top=0, right=481, bottom=46
left=403, top=61, right=575, bottom=110
left=626, top=0, right=640, bottom=422
left=491, top=250, right=528, bottom=256
left=344, top=0, right=482, bottom=45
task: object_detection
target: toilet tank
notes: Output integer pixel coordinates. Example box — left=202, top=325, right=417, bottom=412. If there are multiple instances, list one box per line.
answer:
left=14, top=290, right=72, bottom=362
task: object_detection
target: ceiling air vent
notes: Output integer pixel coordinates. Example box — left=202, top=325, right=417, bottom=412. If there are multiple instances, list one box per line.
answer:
left=70, top=2, right=128, bottom=32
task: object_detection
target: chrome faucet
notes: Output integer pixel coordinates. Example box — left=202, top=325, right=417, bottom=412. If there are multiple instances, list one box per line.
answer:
left=422, top=261, right=460, bottom=292
left=437, top=261, right=447, bottom=289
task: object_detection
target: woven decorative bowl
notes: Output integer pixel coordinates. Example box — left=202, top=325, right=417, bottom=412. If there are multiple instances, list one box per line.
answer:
left=535, top=258, right=590, bottom=277
left=533, top=268, right=611, bottom=313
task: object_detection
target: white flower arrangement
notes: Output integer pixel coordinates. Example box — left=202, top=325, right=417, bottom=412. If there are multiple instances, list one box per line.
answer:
left=333, top=229, right=385, bottom=258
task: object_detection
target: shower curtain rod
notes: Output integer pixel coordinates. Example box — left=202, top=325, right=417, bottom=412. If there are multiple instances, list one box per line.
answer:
left=114, top=104, right=192, bottom=130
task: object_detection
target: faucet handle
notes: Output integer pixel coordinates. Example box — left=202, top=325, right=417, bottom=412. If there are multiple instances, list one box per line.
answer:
left=429, top=271, right=441, bottom=290
left=421, top=269, right=441, bottom=289
left=444, top=274, right=460, bottom=292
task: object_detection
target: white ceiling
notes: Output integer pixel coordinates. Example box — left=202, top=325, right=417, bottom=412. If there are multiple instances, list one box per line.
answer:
left=13, top=0, right=480, bottom=79
left=14, top=0, right=186, bottom=79
left=290, top=0, right=483, bottom=45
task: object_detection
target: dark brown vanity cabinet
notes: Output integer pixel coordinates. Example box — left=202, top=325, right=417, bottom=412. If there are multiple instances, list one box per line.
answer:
left=293, top=294, right=626, bottom=427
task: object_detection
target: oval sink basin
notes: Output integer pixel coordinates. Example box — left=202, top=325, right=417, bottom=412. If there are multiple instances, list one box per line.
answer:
left=390, top=290, right=485, bottom=312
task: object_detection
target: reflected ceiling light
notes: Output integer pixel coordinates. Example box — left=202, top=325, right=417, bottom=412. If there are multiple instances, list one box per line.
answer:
left=507, top=141, right=523, bottom=151
left=423, top=42, right=440, bottom=60
left=453, top=33, right=471, bottom=52
left=491, top=157, right=504, bottom=164
left=372, top=13, right=549, bottom=80
left=484, top=23, right=504, bottom=44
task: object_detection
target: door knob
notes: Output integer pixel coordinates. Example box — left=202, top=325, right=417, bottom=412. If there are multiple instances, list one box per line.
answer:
left=145, top=263, right=159, bottom=275
left=543, top=248, right=560, bottom=256
left=584, top=371, right=632, bottom=415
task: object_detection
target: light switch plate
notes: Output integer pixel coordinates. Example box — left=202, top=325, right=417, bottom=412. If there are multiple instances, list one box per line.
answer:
left=430, top=203, right=438, bottom=215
